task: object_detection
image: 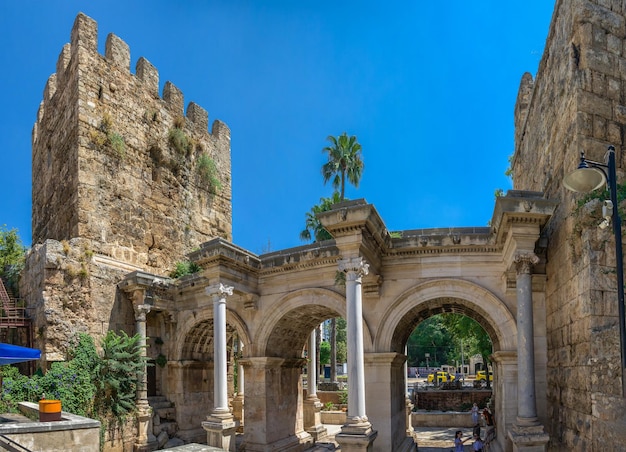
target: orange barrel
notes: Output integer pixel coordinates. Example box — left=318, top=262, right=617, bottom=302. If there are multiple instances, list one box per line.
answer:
left=39, top=399, right=62, bottom=422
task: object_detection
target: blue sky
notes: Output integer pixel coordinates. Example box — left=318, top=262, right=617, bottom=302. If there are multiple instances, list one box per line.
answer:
left=0, top=1, right=554, bottom=255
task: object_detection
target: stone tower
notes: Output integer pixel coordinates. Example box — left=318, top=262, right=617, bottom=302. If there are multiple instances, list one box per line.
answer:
left=22, top=12, right=232, bottom=363
left=31, top=12, right=231, bottom=269
left=512, top=0, right=626, bottom=449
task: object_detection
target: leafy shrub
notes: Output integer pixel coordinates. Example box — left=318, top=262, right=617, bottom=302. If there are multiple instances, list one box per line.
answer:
left=95, top=331, right=146, bottom=417
left=170, top=260, right=201, bottom=278
left=107, top=132, right=126, bottom=158
left=339, top=389, right=348, bottom=405
left=168, top=127, right=192, bottom=156
left=196, top=153, right=222, bottom=193
left=0, top=331, right=146, bottom=423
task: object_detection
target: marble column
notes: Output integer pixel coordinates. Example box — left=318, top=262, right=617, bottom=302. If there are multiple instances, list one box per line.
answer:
left=404, top=346, right=414, bottom=437
left=133, top=298, right=157, bottom=452
left=202, top=283, right=239, bottom=451
left=508, top=253, right=549, bottom=451
left=335, top=257, right=378, bottom=452
left=304, top=330, right=327, bottom=440
left=232, top=338, right=244, bottom=432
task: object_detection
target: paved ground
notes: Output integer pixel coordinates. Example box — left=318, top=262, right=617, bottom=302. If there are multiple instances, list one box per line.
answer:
left=166, top=424, right=484, bottom=451
left=414, top=426, right=479, bottom=451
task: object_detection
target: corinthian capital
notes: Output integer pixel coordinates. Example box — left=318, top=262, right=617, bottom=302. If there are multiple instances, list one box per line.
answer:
left=514, top=252, right=539, bottom=275
left=206, top=283, right=234, bottom=299
left=338, top=257, right=370, bottom=279
left=133, top=303, right=151, bottom=322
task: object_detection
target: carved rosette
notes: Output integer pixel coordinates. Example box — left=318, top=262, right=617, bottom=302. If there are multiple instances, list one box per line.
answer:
left=338, top=257, right=370, bottom=281
left=514, top=252, right=539, bottom=275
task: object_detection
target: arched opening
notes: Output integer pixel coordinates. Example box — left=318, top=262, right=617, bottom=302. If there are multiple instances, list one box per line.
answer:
left=371, top=279, right=518, bottom=451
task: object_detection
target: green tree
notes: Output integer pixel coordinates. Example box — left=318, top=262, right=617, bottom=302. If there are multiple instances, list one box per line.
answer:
left=96, top=330, right=147, bottom=418
left=0, top=226, right=26, bottom=295
left=319, top=340, right=330, bottom=365
left=321, top=132, right=364, bottom=382
left=321, top=132, right=364, bottom=202
left=300, top=192, right=342, bottom=243
left=406, top=316, right=455, bottom=368
left=441, top=314, right=493, bottom=386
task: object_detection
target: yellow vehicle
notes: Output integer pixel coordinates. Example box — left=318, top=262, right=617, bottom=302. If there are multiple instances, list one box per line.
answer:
left=476, top=370, right=493, bottom=381
left=427, top=371, right=455, bottom=383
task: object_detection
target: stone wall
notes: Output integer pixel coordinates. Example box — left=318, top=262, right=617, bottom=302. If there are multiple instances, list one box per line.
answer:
left=512, top=0, right=626, bottom=449
left=415, top=390, right=492, bottom=412
left=31, top=12, right=232, bottom=272
left=20, top=238, right=135, bottom=364
left=24, top=12, right=233, bottom=363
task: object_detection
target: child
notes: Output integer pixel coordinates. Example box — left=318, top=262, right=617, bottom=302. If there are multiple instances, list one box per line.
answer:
left=472, top=433, right=484, bottom=451
left=454, top=430, right=470, bottom=452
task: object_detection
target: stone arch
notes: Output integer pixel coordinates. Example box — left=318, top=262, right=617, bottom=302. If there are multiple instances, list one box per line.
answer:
left=255, top=287, right=373, bottom=358
left=375, top=279, right=517, bottom=354
left=172, top=307, right=251, bottom=362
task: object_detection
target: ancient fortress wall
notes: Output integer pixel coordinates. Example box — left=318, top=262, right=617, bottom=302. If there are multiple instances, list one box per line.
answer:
left=31, top=12, right=232, bottom=271
left=24, top=12, right=232, bottom=364
left=512, top=0, right=626, bottom=449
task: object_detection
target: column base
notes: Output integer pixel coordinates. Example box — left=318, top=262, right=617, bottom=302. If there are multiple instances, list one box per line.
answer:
left=336, top=419, right=378, bottom=452
left=232, top=394, right=244, bottom=432
left=134, top=402, right=157, bottom=452
left=508, top=422, right=549, bottom=452
left=304, top=397, right=327, bottom=441
left=405, top=398, right=414, bottom=435
left=202, top=412, right=239, bottom=452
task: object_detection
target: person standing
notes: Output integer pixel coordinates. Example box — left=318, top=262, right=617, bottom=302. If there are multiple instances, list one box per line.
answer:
left=471, top=403, right=479, bottom=425
left=454, top=430, right=470, bottom=452
left=472, top=434, right=484, bottom=451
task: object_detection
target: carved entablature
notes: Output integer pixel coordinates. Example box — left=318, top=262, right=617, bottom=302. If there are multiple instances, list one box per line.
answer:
left=189, top=238, right=261, bottom=271
left=117, top=270, right=175, bottom=307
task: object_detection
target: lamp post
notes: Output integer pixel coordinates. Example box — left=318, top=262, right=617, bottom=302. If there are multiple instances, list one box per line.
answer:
left=563, top=145, right=626, bottom=396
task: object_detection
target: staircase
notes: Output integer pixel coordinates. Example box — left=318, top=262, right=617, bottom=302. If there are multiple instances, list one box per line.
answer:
left=149, top=396, right=185, bottom=449
left=0, top=279, right=30, bottom=329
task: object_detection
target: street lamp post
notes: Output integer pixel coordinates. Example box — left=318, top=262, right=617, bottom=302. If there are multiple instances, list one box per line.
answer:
left=563, top=145, right=626, bottom=396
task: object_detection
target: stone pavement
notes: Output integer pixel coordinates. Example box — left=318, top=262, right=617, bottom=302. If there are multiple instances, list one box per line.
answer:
left=162, top=425, right=485, bottom=451
left=414, top=426, right=488, bottom=451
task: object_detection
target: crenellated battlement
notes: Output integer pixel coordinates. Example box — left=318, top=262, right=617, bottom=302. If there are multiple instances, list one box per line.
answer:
left=31, top=11, right=232, bottom=273
left=35, top=13, right=228, bottom=144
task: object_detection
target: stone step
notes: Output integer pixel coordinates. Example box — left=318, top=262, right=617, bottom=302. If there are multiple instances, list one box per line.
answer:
left=156, top=406, right=177, bottom=421
left=160, top=444, right=223, bottom=451
left=150, top=399, right=175, bottom=410
left=154, top=420, right=178, bottom=437
left=175, top=427, right=207, bottom=444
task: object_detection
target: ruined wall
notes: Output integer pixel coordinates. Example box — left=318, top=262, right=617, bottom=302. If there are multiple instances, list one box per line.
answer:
left=32, top=12, right=232, bottom=271
left=512, top=0, right=626, bottom=449
left=24, top=12, right=232, bottom=362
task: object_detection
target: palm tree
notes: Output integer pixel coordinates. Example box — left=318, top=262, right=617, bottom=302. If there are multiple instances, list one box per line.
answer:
left=321, top=132, right=364, bottom=383
left=321, top=132, right=364, bottom=201
left=300, top=192, right=342, bottom=243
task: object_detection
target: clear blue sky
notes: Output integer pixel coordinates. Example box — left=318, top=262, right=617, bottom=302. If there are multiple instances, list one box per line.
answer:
left=0, top=1, right=554, bottom=255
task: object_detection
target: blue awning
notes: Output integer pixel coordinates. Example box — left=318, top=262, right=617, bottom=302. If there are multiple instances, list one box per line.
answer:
left=0, top=343, right=40, bottom=365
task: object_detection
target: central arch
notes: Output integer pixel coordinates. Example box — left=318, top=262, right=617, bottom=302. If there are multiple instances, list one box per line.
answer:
left=367, top=278, right=520, bottom=451
left=376, top=279, right=517, bottom=353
